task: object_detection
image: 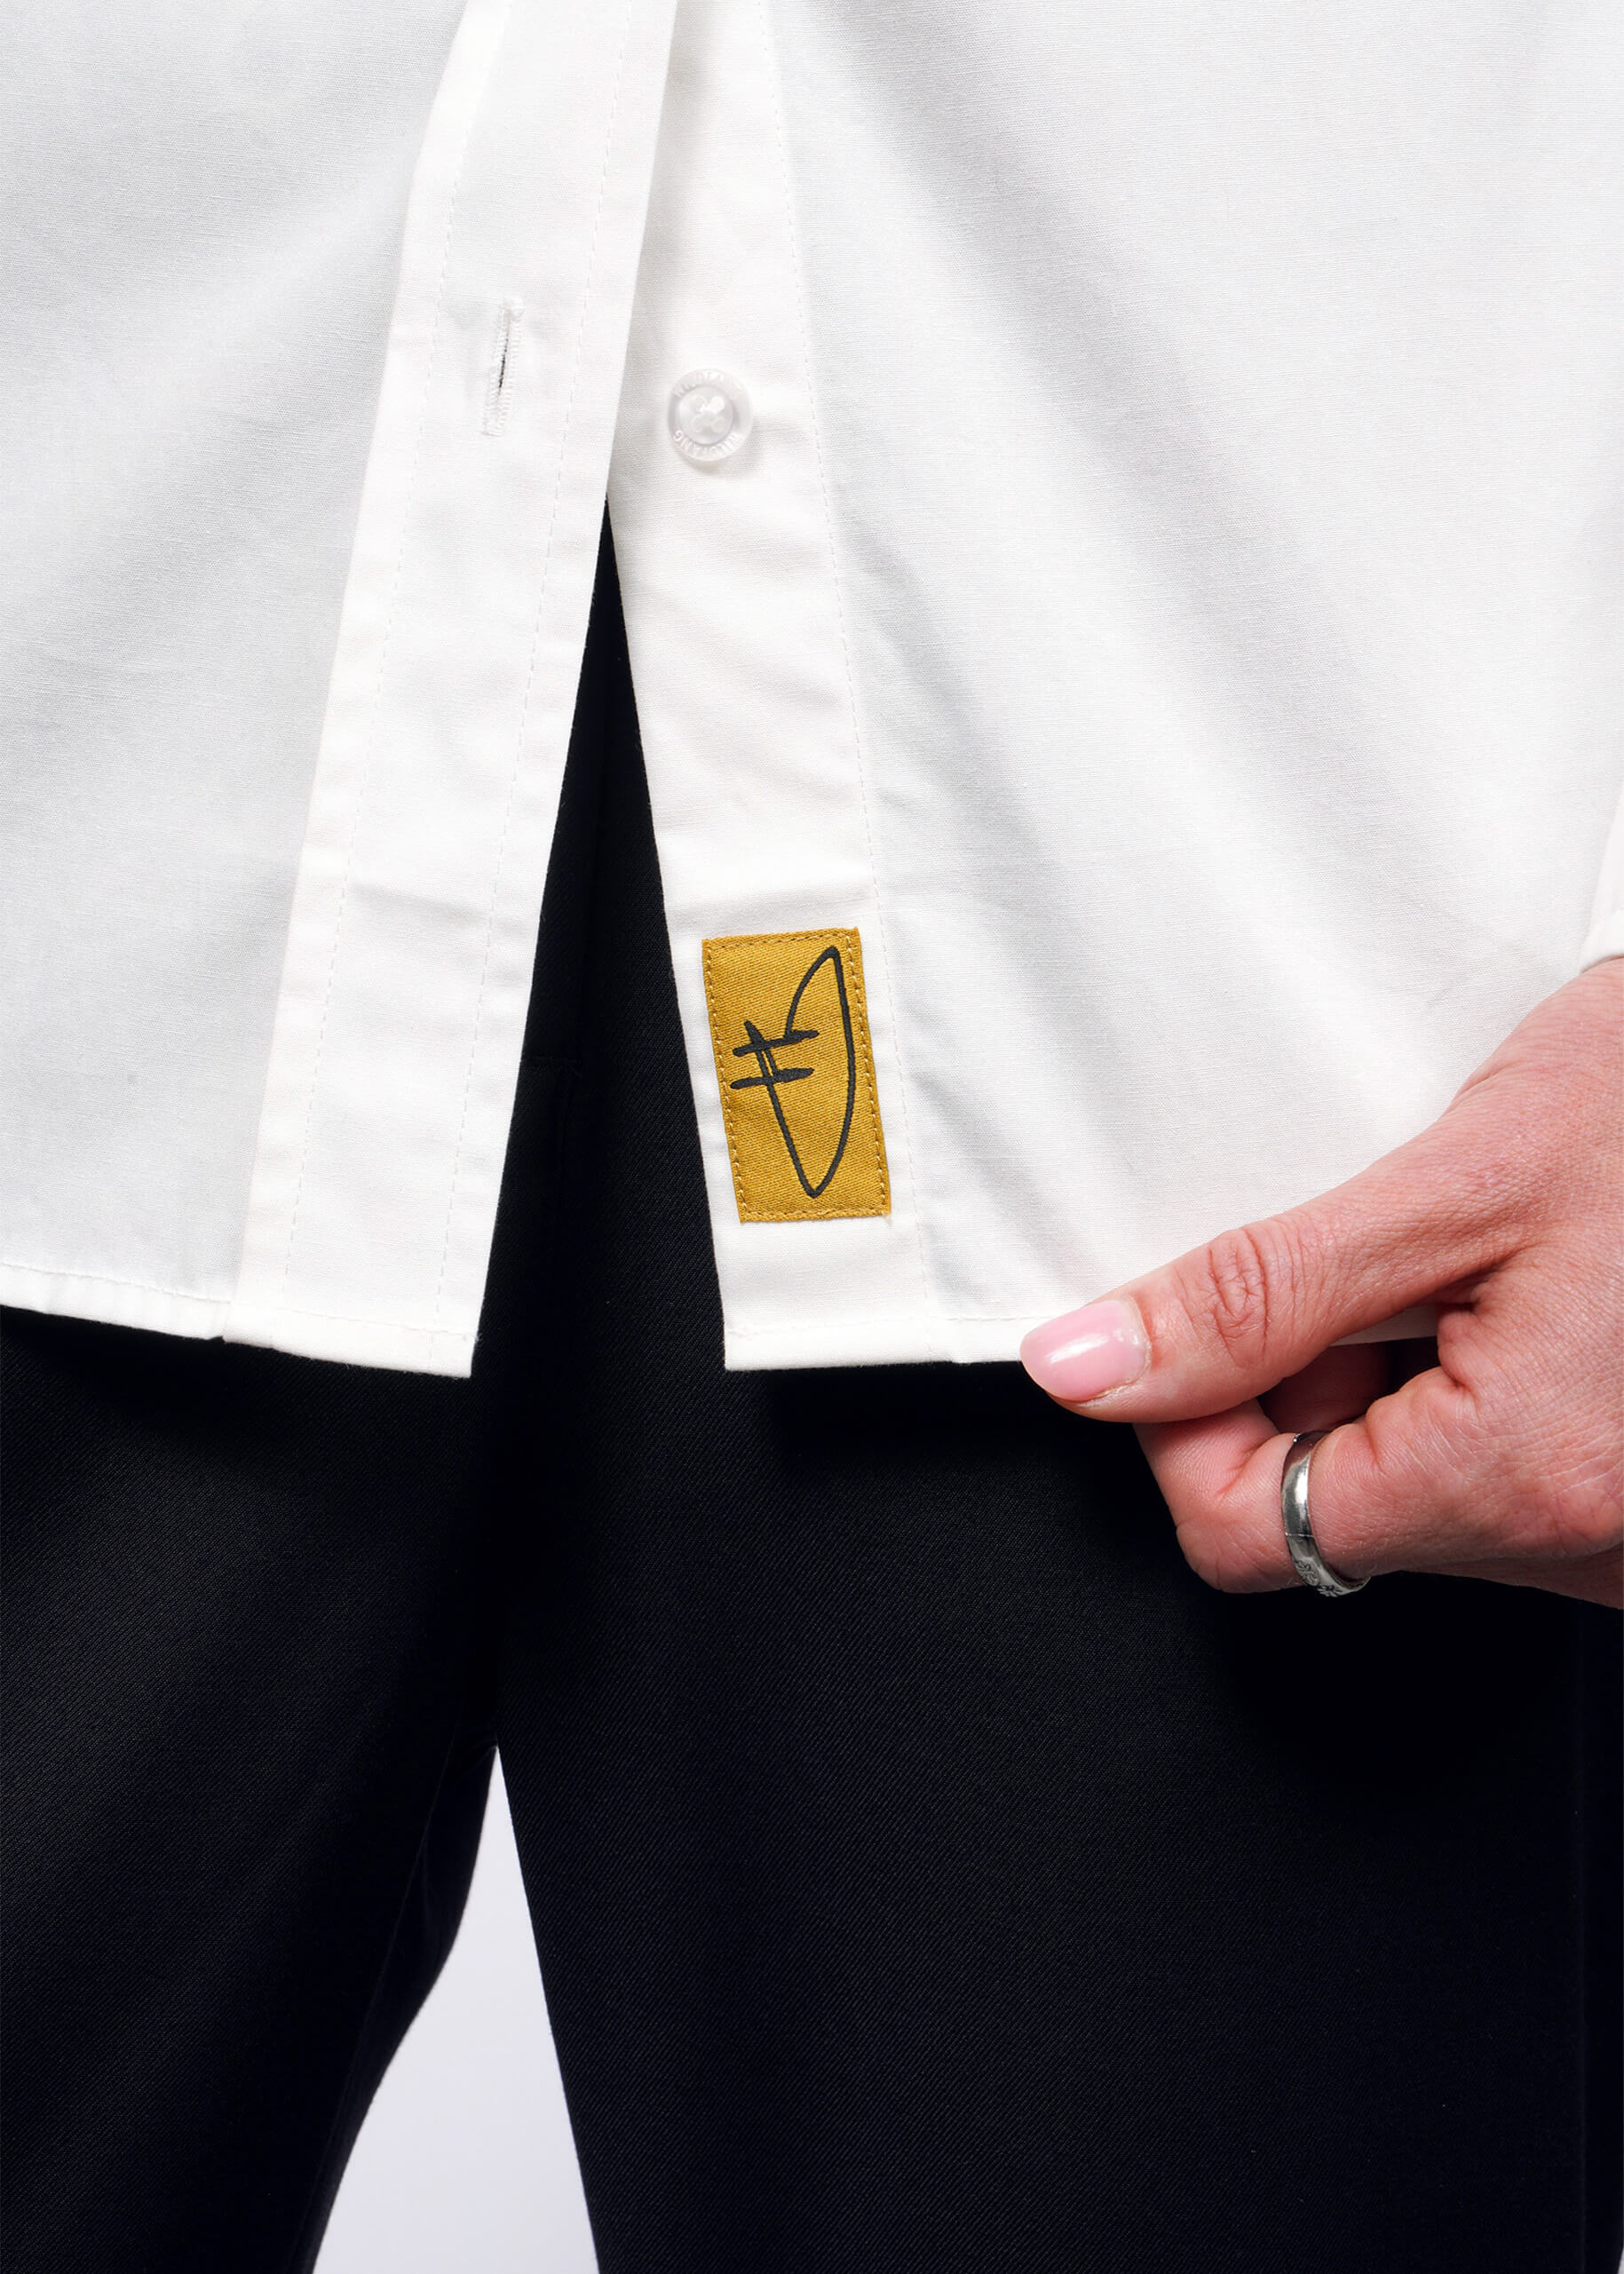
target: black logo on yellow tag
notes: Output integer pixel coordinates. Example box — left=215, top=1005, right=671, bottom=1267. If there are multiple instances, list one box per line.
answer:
left=702, top=929, right=890, bottom=1222
left=729, top=944, right=857, bottom=1198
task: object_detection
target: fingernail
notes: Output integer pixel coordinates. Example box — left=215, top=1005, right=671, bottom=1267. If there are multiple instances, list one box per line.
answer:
left=1020, top=1300, right=1151, bottom=1405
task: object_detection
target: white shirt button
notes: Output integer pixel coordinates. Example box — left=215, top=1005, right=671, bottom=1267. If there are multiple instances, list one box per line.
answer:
left=668, top=368, right=753, bottom=464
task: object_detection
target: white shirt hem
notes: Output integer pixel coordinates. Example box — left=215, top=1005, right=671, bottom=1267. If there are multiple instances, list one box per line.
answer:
left=0, top=1264, right=229, bottom=1345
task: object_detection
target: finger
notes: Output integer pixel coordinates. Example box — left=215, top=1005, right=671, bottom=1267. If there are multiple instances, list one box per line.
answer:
left=1137, top=1362, right=1481, bottom=1593
left=1020, top=1102, right=1518, bottom=1424
left=1429, top=1546, right=1624, bottom=1608
left=1134, top=1403, right=1294, bottom=1591
left=1259, top=1343, right=1387, bottom=1437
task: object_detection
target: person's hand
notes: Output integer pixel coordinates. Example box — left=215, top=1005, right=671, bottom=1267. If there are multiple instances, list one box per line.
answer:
left=1019, top=960, right=1623, bottom=1607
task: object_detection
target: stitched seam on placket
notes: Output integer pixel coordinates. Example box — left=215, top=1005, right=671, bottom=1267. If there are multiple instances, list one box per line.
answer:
left=428, top=0, right=640, bottom=1332
left=756, top=0, right=938, bottom=1332
left=273, top=1, right=517, bottom=1306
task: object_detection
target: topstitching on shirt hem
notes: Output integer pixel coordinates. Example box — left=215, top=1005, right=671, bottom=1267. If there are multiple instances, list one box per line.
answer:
left=0, top=1264, right=232, bottom=1345
left=0, top=1261, right=478, bottom=1345
left=2, top=1261, right=201, bottom=1298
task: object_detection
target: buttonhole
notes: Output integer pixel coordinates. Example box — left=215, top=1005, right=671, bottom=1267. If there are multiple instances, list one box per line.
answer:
left=481, top=298, right=524, bottom=436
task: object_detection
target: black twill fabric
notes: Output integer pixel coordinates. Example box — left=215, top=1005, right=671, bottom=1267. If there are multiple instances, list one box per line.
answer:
left=4, top=535, right=1620, bottom=2273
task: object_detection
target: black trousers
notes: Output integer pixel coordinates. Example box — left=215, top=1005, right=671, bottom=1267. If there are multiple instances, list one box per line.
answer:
left=4, top=538, right=1620, bottom=2274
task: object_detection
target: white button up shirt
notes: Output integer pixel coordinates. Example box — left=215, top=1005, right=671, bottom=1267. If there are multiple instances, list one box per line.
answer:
left=5, top=0, right=1621, bottom=1376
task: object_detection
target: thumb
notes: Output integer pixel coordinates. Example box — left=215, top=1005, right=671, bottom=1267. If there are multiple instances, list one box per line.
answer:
left=1021, top=1115, right=1508, bottom=1422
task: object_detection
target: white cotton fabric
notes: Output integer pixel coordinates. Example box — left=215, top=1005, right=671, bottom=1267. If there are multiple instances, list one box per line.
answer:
left=4, top=0, right=1622, bottom=1375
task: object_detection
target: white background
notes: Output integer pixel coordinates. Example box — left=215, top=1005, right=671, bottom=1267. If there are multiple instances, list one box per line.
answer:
left=317, top=1759, right=598, bottom=2272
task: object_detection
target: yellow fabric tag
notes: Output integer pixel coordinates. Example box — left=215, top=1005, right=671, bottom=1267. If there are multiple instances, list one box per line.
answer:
left=702, top=929, right=891, bottom=1223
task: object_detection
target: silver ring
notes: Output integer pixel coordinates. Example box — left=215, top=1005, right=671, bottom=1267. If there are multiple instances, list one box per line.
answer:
left=1280, top=1430, right=1367, bottom=1597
